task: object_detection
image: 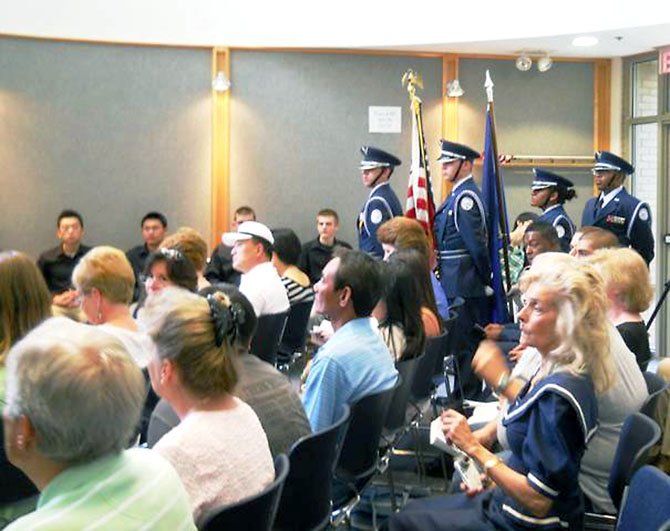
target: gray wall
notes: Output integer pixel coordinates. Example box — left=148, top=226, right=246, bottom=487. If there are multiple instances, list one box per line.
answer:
left=459, top=58, right=595, bottom=226
left=1, top=40, right=598, bottom=261
left=229, top=51, right=444, bottom=246
left=0, top=37, right=212, bottom=259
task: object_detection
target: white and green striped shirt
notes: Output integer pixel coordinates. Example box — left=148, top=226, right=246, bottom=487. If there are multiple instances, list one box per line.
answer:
left=6, top=448, right=196, bottom=530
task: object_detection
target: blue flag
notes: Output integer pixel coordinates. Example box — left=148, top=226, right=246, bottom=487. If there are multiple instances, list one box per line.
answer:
left=481, top=107, right=510, bottom=323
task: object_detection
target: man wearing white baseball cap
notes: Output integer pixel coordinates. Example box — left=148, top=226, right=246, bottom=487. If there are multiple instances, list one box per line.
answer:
left=222, top=221, right=289, bottom=316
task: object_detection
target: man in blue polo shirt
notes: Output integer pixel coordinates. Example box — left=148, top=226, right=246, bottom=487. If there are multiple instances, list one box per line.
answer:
left=302, top=249, right=398, bottom=432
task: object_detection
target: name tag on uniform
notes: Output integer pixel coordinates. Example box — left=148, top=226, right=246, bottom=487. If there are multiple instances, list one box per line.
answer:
left=606, top=215, right=626, bottom=226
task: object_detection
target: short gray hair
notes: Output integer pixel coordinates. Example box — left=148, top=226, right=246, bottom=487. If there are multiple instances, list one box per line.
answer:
left=4, top=317, right=146, bottom=464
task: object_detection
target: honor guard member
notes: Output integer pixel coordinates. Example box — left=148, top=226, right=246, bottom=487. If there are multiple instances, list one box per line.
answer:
left=357, top=146, right=404, bottom=259
left=435, top=140, right=491, bottom=399
left=530, top=168, right=577, bottom=253
left=581, top=151, right=654, bottom=265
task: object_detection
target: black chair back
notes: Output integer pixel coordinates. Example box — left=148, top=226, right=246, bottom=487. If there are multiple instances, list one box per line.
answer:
left=274, top=406, right=351, bottom=531
left=0, top=423, right=37, bottom=504
left=607, top=412, right=662, bottom=509
left=411, top=330, right=449, bottom=401
left=449, top=296, right=465, bottom=316
left=201, top=454, right=289, bottom=531
left=432, top=311, right=458, bottom=375
left=278, top=300, right=313, bottom=357
left=251, top=311, right=289, bottom=365
left=336, top=377, right=401, bottom=483
left=385, top=355, right=422, bottom=433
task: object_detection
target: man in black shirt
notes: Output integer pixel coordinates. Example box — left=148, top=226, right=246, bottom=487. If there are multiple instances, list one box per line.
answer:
left=205, top=205, right=256, bottom=286
left=126, top=211, right=168, bottom=301
left=299, top=208, right=351, bottom=284
left=37, top=209, right=92, bottom=312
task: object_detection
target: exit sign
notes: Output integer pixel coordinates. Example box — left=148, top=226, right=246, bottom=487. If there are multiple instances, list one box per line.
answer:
left=660, top=46, right=670, bottom=75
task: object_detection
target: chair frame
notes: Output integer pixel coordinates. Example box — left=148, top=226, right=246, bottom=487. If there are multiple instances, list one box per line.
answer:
left=200, top=454, right=290, bottom=531
left=274, top=405, right=351, bottom=531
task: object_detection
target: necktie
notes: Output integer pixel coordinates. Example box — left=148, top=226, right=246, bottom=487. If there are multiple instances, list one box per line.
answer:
left=594, top=197, right=604, bottom=217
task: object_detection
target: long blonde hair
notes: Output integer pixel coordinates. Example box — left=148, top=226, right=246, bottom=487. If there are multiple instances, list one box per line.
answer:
left=520, top=253, right=615, bottom=394
left=0, top=251, right=52, bottom=362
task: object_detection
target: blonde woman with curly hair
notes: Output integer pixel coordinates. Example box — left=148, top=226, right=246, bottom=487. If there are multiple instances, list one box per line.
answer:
left=588, top=247, right=653, bottom=370
left=391, top=254, right=616, bottom=531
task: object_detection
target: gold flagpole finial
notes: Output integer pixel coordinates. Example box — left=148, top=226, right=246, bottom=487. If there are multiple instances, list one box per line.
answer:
left=402, top=69, right=424, bottom=107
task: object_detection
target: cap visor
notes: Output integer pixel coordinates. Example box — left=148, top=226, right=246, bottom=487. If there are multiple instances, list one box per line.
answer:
left=222, top=232, right=252, bottom=246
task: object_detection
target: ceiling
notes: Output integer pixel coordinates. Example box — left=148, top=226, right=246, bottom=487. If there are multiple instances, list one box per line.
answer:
left=1, top=0, right=669, bottom=58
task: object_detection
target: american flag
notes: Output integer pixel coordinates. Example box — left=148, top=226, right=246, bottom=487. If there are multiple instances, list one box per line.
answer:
left=405, top=97, right=436, bottom=246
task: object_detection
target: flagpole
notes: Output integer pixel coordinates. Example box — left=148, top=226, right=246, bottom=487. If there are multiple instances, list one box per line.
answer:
left=402, top=69, right=436, bottom=246
left=484, top=71, right=513, bottom=307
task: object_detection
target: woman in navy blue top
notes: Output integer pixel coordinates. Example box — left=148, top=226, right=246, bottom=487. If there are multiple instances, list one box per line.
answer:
left=390, top=257, right=615, bottom=530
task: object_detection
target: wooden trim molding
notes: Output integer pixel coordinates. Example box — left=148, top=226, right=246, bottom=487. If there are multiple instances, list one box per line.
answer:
left=211, top=47, right=231, bottom=249
left=441, top=54, right=459, bottom=202
left=593, top=59, right=611, bottom=152
left=592, top=59, right=612, bottom=195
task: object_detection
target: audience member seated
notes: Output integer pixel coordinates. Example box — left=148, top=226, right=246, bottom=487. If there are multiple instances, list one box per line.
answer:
left=302, top=249, right=398, bottom=432
left=36, top=209, right=91, bottom=317
left=390, top=253, right=615, bottom=530
left=222, top=221, right=290, bottom=317
left=142, top=288, right=274, bottom=525
left=205, top=205, right=256, bottom=286
left=505, top=211, right=538, bottom=285
left=271, top=228, right=315, bottom=305
left=569, top=225, right=620, bottom=258
left=142, top=247, right=198, bottom=297
left=376, top=250, right=438, bottom=361
left=160, top=227, right=211, bottom=291
left=0, top=251, right=51, bottom=524
left=376, top=216, right=449, bottom=320
left=126, top=211, right=168, bottom=302
left=72, top=246, right=153, bottom=368
left=484, top=221, right=560, bottom=360
left=522, top=220, right=561, bottom=264
left=2, top=317, right=195, bottom=530
left=298, top=208, right=352, bottom=285
left=148, top=285, right=312, bottom=457
left=589, top=247, right=653, bottom=371
left=472, top=253, right=647, bottom=514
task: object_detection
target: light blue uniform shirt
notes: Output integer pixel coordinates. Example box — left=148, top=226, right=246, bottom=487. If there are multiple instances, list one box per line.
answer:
left=302, top=317, right=398, bottom=432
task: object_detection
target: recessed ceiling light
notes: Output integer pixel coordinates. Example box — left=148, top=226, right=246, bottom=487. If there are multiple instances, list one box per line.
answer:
left=572, top=36, right=598, bottom=47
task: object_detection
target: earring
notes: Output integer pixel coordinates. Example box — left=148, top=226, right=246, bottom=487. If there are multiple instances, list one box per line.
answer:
left=16, top=435, right=25, bottom=450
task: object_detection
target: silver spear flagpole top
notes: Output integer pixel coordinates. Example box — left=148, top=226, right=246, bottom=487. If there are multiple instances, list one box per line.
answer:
left=485, top=69, right=494, bottom=103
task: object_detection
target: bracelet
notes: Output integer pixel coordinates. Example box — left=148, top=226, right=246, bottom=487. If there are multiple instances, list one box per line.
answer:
left=483, top=456, right=503, bottom=473
left=495, top=372, right=510, bottom=395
